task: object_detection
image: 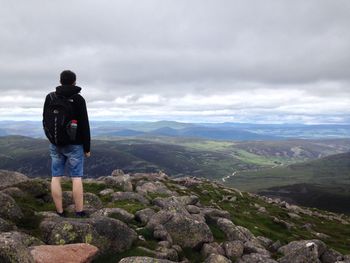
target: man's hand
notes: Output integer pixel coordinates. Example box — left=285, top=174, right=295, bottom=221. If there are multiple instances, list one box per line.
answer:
left=85, top=152, right=91, bottom=158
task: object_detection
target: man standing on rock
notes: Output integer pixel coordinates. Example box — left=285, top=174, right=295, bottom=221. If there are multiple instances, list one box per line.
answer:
left=42, top=70, right=91, bottom=217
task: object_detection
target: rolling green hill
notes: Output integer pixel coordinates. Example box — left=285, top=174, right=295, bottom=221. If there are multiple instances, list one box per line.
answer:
left=226, top=152, right=350, bottom=213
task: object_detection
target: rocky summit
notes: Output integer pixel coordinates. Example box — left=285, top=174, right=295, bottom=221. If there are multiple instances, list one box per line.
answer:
left=0, top=169, right=349, bottom=263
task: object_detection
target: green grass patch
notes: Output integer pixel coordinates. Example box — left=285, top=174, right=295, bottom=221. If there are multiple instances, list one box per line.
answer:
left=107, top=200, right=147, bottom=214
left=207, top=222, right=226, bottom=243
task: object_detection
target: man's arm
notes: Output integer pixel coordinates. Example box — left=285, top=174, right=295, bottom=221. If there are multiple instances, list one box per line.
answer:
left=80, top=98, right=91, bottom=154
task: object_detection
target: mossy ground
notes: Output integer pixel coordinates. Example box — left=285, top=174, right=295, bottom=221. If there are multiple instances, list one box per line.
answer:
left=191, top=182, right=350, bottom=255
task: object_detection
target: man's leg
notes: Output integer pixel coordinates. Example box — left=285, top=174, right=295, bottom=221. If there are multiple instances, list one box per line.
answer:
left=72, top=177, right=84, bottom=212
left=51, top=176, right=63, bottom=213
left=49, top=144, right=66, bottom=214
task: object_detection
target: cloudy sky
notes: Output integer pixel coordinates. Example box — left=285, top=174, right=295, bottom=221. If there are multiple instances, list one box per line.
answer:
left=0, top=0, right=349, bottom=123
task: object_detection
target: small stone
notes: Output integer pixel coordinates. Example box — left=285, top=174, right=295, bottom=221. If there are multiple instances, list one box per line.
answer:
left=222, top=240, right=244, bottom=258
left=99, top=188, right=114, bottom=196
left=204, top=253, right=232, bottom=263
left=186, top=205, right=201, bottom=214
left=135, top=208, right=156, bottom=224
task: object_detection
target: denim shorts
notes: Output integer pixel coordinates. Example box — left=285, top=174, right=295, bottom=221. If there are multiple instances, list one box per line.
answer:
left=49, top=144, right=84, bottom=177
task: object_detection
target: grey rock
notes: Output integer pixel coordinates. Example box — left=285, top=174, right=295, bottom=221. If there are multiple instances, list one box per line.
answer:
left=0, top=187, right=25, bottom=199
left=63, top=191, right=103, bottom=209
left=0, top=170, right=29, bottom=190
left=14, top=179, right=50, bottom=199
left=104, top=174, right=133, bottom=192
left=216, top=218, right=254, bottom=242
left=152, top=196, right=189, bottom=215
left=153, top=225, right=172, bottom=243
left=272, top=217, right=294, bottom=230
left=204, top=253, right=232, bottom=263
left=112, top=169, right=125, bottom=176
left=237, top=253, right=278, bottom=263
left=222, top=240, right=244, bottom=258
left=176, top=195, right=199, bottom=206
left=186, top=204, right=201, bottom=214
left=99, top=188, right=114, bottom=196
left=34, top=211, right=60, bottom=218
left=136, top=181, right=174, bottom=196
left=147, top=210, right=176, bottom=230
left=163, top=213, right=213, bottom=248
left=256, top=236, right=273, bottom=249
left=0, top=231, right=43, bottom=263
left=269, top=240, right=282, bottom=252
left=155, top=246, right=179, bottom=261
left=40, top=216, right=137, bottom=252
left=278, top=239, right=327, bottom=258
left=0, top=218, right=16, bottom=232
left=91, top=208, right=134, bottom=223
left=191, top=213, right=206, bottom=223
left=277, top=242, right=321, bottom=263
left=244, top=240, right=270, bottom=256
left=90, top=216, right=137, bottom=252
left=201, top=242, right=225, bottom=258
left=201, top=208, right=231, bottom=222
left=287, top=212, right=301, bottom=219
left=118, top=256, right=177, bottom=263
left=158, top=241, right=172, bottom=248
left=172, top=177, right=203, bottom=187
left=320, top=248, right=344, bottom=263
left=111, top=191, right=150, bottom=205
left=0, top=192, right=23, bottom=222
left=135, top=208, right=156, bottom=224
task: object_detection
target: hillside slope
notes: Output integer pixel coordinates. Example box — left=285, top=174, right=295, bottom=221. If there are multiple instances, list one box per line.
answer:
left=0, top=169, right=349, bottom=262
left=226, top=152, right=350, bottom=213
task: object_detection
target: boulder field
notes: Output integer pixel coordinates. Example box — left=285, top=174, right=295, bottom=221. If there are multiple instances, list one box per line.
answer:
left=0, top=169, right=349, bottom=263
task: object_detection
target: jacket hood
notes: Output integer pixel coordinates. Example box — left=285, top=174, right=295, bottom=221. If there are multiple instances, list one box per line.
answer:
left=55, top=85, right=82, bottom=97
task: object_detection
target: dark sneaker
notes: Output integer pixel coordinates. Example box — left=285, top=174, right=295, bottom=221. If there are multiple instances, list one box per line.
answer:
left=75, top=210, right=88, bottom=218
left=56, top=211, right=66, bottom=217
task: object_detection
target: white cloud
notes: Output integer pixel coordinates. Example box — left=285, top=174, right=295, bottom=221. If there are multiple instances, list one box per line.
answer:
left=0, top=0, right=349, bottom=123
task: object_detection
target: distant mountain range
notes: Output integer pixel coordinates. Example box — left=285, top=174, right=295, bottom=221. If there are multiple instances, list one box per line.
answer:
left=1, top=120, right=349, bottom=140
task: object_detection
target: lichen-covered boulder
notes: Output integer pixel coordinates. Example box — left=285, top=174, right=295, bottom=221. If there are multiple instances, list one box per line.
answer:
left=40, top=218, right=105, bottom=248
left=0, top=192, right=23, bottom=222
left=29, top=243, right=99, bottom=263
left=0, top=231, right=43, bottom=263
left=14, top=179, right=50, bottom=199
left=0, top=170, right=29, bottom=190
left=216, top=218, right=254, bottom=242
left=162, top=212, right=214, bottom=249
left=40, top=216, right=137, bottom=252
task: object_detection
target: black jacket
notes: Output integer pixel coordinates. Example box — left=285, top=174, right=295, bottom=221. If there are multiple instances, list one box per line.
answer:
left=43, top=85, right=91, bottom=153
